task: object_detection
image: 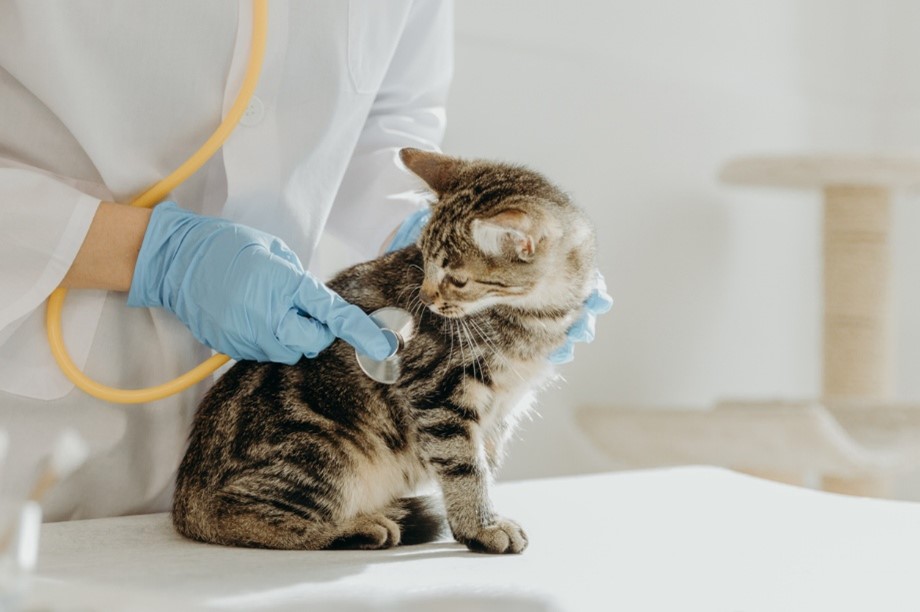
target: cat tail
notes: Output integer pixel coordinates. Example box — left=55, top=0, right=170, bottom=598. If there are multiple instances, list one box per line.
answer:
left=383, top=495, right=446, bottom=546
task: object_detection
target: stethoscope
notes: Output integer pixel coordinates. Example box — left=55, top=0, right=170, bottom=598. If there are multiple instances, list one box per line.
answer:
left=45, top=0, right=409, bottom=403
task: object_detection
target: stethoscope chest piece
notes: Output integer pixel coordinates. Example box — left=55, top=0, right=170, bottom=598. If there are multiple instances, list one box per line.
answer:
left=355, top=307, right=415, bottom=384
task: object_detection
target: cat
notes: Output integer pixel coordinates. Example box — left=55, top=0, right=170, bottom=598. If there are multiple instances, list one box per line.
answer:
left=172, top=148, right=598, bottom=554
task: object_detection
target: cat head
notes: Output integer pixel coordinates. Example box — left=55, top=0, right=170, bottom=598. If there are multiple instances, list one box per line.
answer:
left=399, top=148, right=596, bottom=319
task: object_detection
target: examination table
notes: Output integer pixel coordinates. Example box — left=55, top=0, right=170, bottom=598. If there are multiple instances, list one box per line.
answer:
left=25, top=467, right=920, bottom=611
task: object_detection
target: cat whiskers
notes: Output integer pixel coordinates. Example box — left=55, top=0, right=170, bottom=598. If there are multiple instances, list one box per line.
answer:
left=399, top=266, right=429, bottom=325
left=443, top=317, right=457, bottom=371
left=454, top=319, right=467, bottom=378
left=409, top=294, right=427, bottom=327
left=438, top=313, right=487, bottom=384
left=448, top=317, right=476, bottom=382
left=466, top=317, right=526, bottom=383
left=459, top=317, right=486, bottom=382
left=398, top=282, right=428, bottom=329
left=395, top=281, right=420, bottom=305
left=396, top=277, right=423, bottom=309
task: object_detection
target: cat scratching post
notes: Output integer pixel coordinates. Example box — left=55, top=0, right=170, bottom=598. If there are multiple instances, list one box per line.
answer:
left=719, top=155, right=920, bottom=400
left=822, top=185, right=890, bottom=399
left=719, top=155, right=920, bottom=495
left=574, top=156, right=920, bottom=500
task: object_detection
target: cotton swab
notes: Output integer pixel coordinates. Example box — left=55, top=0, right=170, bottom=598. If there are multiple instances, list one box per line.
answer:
left=27, top=429, right=90, bottom=504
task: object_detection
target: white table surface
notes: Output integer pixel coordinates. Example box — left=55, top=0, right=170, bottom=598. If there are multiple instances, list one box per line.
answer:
left=24, top=467, right=920, bottom=612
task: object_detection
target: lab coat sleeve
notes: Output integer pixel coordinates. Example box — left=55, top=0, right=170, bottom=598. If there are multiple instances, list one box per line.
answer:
left=324, top=0, right=453, bottom=260
left=0, top=165, right=100, bottom=341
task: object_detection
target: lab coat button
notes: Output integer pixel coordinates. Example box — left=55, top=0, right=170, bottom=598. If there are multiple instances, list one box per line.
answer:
left=240, top=96, right=265, bottom=126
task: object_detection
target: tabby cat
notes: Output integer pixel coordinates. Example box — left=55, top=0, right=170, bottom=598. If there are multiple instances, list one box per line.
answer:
left=172, top=148, right=598, bottom=554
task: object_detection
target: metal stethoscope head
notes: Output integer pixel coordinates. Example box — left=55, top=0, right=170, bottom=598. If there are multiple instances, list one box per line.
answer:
left=355, top=307, right=415, bottom=384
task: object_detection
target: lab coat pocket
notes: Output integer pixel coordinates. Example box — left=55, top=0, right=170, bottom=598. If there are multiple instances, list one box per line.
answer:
left=346, top=0, right=409, bottom=94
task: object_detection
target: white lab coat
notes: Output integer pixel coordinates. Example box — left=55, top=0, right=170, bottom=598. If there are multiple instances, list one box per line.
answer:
left=0, top=0, right=452, bottom=520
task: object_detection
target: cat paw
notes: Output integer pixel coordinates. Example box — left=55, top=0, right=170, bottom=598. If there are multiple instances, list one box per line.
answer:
left=462, top=518, right=528, bottom=554
left=330, top=514, right=401, bottom=550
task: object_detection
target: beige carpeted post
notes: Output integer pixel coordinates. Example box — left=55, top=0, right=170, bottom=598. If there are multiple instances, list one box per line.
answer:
left=820, top=185, right=892, bottom=495
left=822, top=185, right=891, bottom=400
left=717, top=155, right=919, bottom=498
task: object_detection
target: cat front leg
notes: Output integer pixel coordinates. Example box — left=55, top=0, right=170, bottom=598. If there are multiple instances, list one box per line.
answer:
left=419, top=410, right=528, bottom=554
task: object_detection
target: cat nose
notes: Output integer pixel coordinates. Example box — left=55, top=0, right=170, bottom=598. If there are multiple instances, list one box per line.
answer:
left=418, top=289, right=434, bottom=306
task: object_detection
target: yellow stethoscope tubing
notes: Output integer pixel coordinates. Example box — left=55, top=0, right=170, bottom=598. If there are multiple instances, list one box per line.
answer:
left=45, top=0, right=268, bottom=404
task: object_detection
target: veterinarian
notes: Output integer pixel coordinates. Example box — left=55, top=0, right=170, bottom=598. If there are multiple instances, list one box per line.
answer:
left=0, top=1, right=607, bottom=521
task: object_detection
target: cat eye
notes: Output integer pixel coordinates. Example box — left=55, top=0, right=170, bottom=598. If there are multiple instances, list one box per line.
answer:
left=446, top=276, right=468, bottom=288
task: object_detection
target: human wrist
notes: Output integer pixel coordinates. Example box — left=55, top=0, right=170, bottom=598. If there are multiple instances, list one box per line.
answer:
left=126, top=202, right=207, bottom=310
left=60, top=202, right=152, bottom=291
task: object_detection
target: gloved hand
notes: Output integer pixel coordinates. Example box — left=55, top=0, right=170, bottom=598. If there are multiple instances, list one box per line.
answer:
left=549, top=271, right=613, bottom=364
left=386, top=208, right=431, bottom=252
left=128, top=202, right=393, bottom=364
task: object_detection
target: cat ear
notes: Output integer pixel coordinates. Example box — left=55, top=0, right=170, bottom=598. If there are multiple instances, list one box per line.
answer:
left=399, top=148, right=462, bottom=195
left=470, top=209, right=537, bottom=261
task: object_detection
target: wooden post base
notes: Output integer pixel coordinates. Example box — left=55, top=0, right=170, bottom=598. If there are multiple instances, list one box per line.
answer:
left=821, top=474, right=892, bottom=498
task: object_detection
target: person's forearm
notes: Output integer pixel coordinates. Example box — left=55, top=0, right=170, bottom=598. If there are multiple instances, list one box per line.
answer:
left=60, top=202, right=152, bottom=291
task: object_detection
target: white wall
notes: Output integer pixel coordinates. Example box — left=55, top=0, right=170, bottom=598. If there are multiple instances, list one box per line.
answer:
left=442, top=0, right=920, bottom=480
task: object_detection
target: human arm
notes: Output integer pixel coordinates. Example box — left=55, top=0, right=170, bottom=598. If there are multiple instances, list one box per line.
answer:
left=60, top=203, right=384, bottom=365
left=59, top=202, right=151, bottom=291
left=1, top=172, right=390, bottom=364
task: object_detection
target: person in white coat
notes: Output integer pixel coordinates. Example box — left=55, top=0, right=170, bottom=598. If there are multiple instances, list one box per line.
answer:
left=0, top=0, right=608, bottom=522
left=0, top=0, right=453, bottom=521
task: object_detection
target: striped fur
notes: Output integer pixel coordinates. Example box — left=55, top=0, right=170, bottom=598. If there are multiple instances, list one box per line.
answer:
left=172, top=151, right=597, bottom=554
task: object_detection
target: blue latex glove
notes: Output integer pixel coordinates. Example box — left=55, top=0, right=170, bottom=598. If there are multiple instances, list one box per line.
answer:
left=387, top=208, right=431, bottom=252
left=128, top=202, right=393, bottom=364
left=549, top=272, right=613, bottom=364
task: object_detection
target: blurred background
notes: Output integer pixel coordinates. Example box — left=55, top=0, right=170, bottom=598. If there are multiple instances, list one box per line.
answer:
left=440, top=0, right=920, bottom=494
